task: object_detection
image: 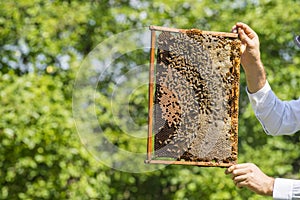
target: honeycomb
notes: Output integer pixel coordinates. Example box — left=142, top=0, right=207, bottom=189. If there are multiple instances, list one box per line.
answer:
left=152, top=28, right=241, bottom=166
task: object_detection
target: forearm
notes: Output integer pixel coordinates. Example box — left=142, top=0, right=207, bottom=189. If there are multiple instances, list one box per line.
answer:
left=232, top=22, right=266, bottom=93
left=243, top=60, right=266, bottom=94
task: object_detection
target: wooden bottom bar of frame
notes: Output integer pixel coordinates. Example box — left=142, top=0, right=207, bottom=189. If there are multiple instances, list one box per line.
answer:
left=144, top=159, right=234, bottom=168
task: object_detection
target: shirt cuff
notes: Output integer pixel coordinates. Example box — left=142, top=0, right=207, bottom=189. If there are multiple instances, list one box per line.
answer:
left=246, top=81, right=271, bottom=106
left=273, top=178, right=293, bottom=200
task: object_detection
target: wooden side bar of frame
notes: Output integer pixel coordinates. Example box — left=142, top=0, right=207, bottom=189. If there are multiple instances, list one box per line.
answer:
left=147, top=29, right=156, bottom=161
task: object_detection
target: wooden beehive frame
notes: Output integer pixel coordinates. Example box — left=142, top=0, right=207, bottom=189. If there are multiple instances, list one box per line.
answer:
left=145, top=25, right=241, bottom=167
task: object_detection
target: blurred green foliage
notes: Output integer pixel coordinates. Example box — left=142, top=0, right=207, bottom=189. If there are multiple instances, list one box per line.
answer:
left=0, top=0, right=300, bottom=199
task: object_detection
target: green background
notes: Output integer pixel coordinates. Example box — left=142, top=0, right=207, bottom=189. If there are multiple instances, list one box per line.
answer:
left=1, top=0, right=300, bottom=199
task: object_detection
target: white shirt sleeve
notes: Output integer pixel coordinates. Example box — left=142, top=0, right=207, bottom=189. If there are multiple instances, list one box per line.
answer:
left=247, top=81, right=300, bottom=136
left=273, top=178, right=300, bottom=199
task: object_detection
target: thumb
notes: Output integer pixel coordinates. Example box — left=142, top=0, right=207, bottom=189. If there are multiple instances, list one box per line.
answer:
left=238, top=28, right=252, bottom=46
left=225, top=165, right=235, bottom=174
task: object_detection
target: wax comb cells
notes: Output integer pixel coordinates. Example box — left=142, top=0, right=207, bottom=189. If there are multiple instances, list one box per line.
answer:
left=151, top=28, right=241, bottom=166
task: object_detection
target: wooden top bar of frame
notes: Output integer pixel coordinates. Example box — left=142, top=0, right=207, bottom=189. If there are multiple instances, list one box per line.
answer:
left=149, top=25, right=238, bottom=38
